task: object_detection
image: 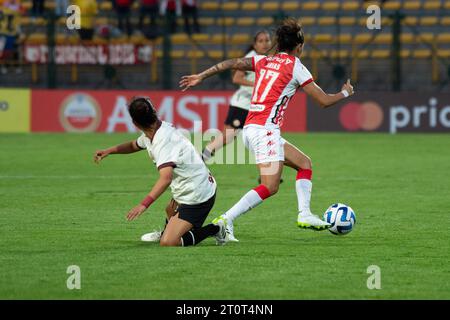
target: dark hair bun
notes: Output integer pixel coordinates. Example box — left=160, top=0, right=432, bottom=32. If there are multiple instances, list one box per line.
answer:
left=128, top=97, right=158, bottom=129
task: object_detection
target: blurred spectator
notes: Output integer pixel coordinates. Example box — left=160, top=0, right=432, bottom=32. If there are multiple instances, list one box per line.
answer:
left=182, top=0, right=199, bottom=34
left=139, top=0, right=159, bottom=31
left=159, top=0, right=181, bottom=34
left=114, top=0, right=134, bottom=36
left=0, top=0, right=25, bottom=74
left=2, top=0, right=20, bottom=10
left=55, top=0, right=69, bottom=17
left=96, top=24, right=122, bottom=40
left=73, top=0, right=98, bottom=40
left=31, top=0, right=45, bottom=16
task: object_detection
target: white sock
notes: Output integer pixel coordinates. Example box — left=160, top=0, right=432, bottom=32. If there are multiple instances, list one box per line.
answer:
left=222, top=189, right=264, bottom=222
left=296, top=179, right=312, bottom=216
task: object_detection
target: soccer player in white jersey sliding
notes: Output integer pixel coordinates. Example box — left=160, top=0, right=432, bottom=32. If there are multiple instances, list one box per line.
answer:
left=180, top=18, right=355, bottom=241
left=93, top=97, right=227, bottom=246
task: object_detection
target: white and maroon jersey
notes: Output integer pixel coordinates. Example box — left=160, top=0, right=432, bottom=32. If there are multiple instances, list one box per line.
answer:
left=229, top=50, right=257, bottom=111
left=136, top=121, right=216, bottom=205
left=245, top=52, right=313, bottom=129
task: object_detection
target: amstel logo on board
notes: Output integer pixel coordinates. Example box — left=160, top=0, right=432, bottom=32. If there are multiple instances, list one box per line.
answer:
left=59, top=93, right=102, bottom=132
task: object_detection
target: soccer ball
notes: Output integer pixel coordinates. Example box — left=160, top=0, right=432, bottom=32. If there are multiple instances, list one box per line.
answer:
left=323, top=203, right=356, bottom=235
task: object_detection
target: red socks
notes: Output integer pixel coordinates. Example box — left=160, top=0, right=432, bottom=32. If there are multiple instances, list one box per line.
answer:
left=253, top=184, right=271, bottom=200
left=296, top=169, right=312, bottom=180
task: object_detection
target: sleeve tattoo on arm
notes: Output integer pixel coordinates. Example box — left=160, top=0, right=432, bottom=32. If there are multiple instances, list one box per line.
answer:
left=200, top=58, right=253, bottom=80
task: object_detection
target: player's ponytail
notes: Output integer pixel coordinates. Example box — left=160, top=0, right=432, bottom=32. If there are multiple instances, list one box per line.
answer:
left=128, top=96, right=159, bottom=129
left=274, top=18, right=304, bottom=53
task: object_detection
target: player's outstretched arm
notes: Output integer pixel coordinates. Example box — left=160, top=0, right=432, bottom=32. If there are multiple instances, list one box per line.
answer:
left=94, top=140, right=142, bottom=164
left=179, top=57, right=253, bottom=91
left=126, top=167, right=173, bottom=221
left=303, top=79, right=354, bottom=109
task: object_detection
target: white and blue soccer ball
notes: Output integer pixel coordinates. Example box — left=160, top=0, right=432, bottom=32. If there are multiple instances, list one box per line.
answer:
left=323, top=203, right=356, bottom=235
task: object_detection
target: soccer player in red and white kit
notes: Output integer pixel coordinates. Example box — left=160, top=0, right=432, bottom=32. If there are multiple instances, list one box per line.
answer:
left=180, top=18, right=354, bottom=239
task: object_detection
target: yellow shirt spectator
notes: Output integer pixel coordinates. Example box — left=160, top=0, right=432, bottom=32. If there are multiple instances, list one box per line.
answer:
left=73, top=0, right=98, bottom=30
left=0, top=2, right=21, bottom=36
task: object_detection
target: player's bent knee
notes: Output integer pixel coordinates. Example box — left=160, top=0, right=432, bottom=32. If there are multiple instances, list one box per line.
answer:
left=160, top=237, right=180, bottom=247
left=159, top=235, right=180, bottom=247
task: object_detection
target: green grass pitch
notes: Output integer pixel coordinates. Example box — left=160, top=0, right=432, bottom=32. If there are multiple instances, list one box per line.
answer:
left=1, top=133, right=449, bottom=299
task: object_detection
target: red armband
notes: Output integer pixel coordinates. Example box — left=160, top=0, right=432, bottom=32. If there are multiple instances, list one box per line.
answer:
left=141, top=195, right=155, bottom=208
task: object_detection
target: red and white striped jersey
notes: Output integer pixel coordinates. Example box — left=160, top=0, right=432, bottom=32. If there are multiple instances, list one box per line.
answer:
left=245, top=52, right=313, bottom=129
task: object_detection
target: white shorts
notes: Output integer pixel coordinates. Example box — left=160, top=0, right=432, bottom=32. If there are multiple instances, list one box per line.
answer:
left=243, top=125, right=286, bottom=164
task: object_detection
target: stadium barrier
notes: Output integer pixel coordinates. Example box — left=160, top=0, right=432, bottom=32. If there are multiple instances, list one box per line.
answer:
left=1, top=89, right=449, bottom=133
left=307, top=93, right=450, bottom=133
left=24, top=43, right=153, bottom=65
left=30, top=90, right=306, bottom=133
left=0, top=89, right=31, bottom=133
